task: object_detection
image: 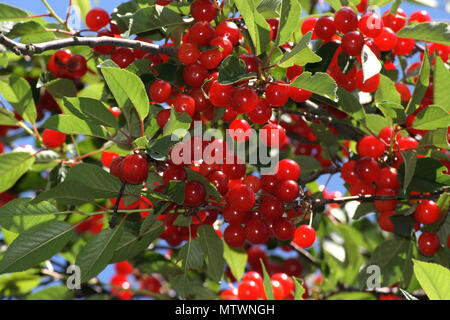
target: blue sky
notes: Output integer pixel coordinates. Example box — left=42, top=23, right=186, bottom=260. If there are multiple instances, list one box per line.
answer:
left=1, top=0, right=449, bottom=298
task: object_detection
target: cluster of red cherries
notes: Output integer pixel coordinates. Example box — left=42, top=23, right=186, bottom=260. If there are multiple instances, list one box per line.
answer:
left=110, top=260, right=163, bottom=300
left=341, top=127, right=446, bottom=257
left=47, top=49, right=88, bottom=79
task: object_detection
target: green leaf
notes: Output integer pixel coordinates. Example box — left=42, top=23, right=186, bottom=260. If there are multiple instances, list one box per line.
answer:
left=294, top=155, right=322, bottom=179
left=310, top=123, right=339, bottom=160
left=178, top=238, right=205, bottom=270
left=0, top=76, right=37, bottom=124
left=0, top=198, right=57, bottom=233
left=76, top=225, right=124, bottom=283
left=400, top=150, right=417, bottom=193
left=0, top=3, right=30, bottom=21
left=234, top=0, right=272, bottom=55
left=406, top=48, right=430, bottom=114
left=433, top=56, right=450, bottom=108
left=101, top=67, right=149, bottom=121
left=0, top=152, right=35, bottom=193
left=26, top=285, right=73, bottom=300
left=362, top=114, right=390, bottom=135
left=290, top=71, right=337, bottom=99
left=376, top=102, right=406, bottom=124
left=163, top=107, right=191, bottom=139
left=198, top=225, right=224, bottom=282
left=165, top=180, right=186, bottom=205
left=62, top=97, right=119, bottom=129
left=375, top=74, right=401, bottom=105
left=42, top=114, right=111, bottom=139
left=43, top=78, right=78, bottom=98
left=413, top=259, right=450, bottom=300
left=293, top=277, right=305, bottom=300
left=218, top=55, right=257, bottom=85
left=396, top=22, right=450, bottom=46
left=401, top=158, right=450, bottom=193
left=129, top=6, right=184, bottom=35
left=169, top=273, right=196, bottom=298
left=32, top=180, right=97, bottom=205
left=0, top=221, right=75, bottom=274
left=260, top=259, right=274, bottom=300
left=0, top=271, right=40, bottom=297
left=185, top=167, right=222, bottom=201
left=275, top=0, right=302, bottom=46
left=336, top=87, right=366, bottom=121
left=327, top=292, right=376, bottom=300
left=412, top=105, right=450, bottom=130
left=419, top=128, right=450, bottom=150
left=353, top=202, right=375, bottom=220
left=223, top=243, right=247, bottom=281
left=0, top=108, right=17, bottom=126
left=278, top=32, right=322, bottom=67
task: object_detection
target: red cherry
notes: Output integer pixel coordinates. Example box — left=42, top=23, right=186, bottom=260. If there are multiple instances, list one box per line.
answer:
left=378, top=126, right=401, bottom=145
left=374, top=27, right=397, bottom=51
left=240, top=54, right=260, bottom=73
left=282, top=258, right=303, bottom=277
left=393, top=38, right=415, bottom=56
left=188, top=22, right=215, bottom=46
left=414, top=200, right=441, bottom=225
left=294, top=225, right=316, bottom=248
left=93, top=30, right=116, bottom=54
left=227, top=184, right=255, bottom=213
left=260, top=123, right=287, bottom=147
left=230, top=86, right=259, bottom=114
left=289, top=86, right=312, bottom=102
left=149, top=80, right=172, bottom=103
left=224, top=224, right=246, bottom=247
left=121, top=154, right=148, bottom=184
left=286, top=65, right=303, bottom=81
left=358, top=13, right=384, bottom=38
left=223, top=205, right=247, bottom=224
left=190, top=0, right=217, bottom=22
left=356, top=69, right=380, bottom=93
left=248, top=98, right=272, bottom=124
left=111, top=48, right=135, bottom=68
left=275, top=180, right=299, bottom=202
left=315, top=16, right=336, bottom=40
left=110, top=156, right=125, bottom=179
left=210, top=36, right=233, bottom=59
left=67, top=55, right=87, bottom=78
left=409, top=10, right=431, bottom=24
left=260, top=195, right=285, bottom=220
left=357, top=135, right=385, bottom=159
left=178, top=42, right=200, bottom=65
left=42, top=129, right=66, bottom=148
left=222, top=159, right=246, bottom=180
left=111, top=274, right=132, bottom=300
left=238, top=280, right=261, bottom=300
left=190, top=89, right=211, bottom=112
left=269, top=279, right=286, bottom=300
left=245, top=218, right=270, bottom=244
left=265, top=82, right=289, bottom=107
left=349, top=179, right=375, bottom=196
left=378, top=211, right=395, bottom=232
left=271, top=273, right=294, bottom=298
left=394, top=83, right=411, bottom=101
left=341, top=160, right=358, bottom=184
left=173, top=94, right=196, bottom=117
left=334, top=7, right=358, bottom=33
left=397, top=137, right=418, bottom=151
left=275, top=159, right=301, bottom=181
left=229, top=119, right=252, bottom=142
left=207, top=170, right=229, bottom=195
left=374, top=187, right=398, bottom=212
left=266, top=18, right=279, bottom=40
left=184, top=180, right=206, bottom=206
left=341, top=31, right=364, bottom=56
left=163, top=164, right=187, bottom=185
left=377, top=167, right=400, bottom=189
left=101, top=151, right=119, bottom=168
left=355, top=157, right=380, bottom=183
left=301, top=17, right=318, bottom=39
left=200, top=49, right=222, bottom=69
left=260, top=174, right=280, bottom=194
left=182, top=63, right=209, bottom=88
left=156, top=109, right=171, bottom=129
left=115, top=261, right=133, bottom=275
left=242, top=175, right=261, bottom=193
left=209, top=82, right=234, bottom=107
left=418, top=232, right=440, bottom=256
left=273, top=218, right=295, bottom=241
left=382, top=8, right=406, bottom=33
left=215, top=21, right=240, bottom=46
left=85, top=8, right=110, bottom=31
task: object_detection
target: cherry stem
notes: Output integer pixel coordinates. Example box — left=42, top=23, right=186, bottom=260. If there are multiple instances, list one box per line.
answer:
left=109, top=182, right=127, bottom=228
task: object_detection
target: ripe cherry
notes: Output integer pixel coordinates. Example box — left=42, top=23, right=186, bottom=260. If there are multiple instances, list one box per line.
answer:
left=178, top=42, right=200, bottom=65
left=301, top=17, right=318, bottom=39
left=374, top=187, right=398, bottom=212
left=230, top=86, right=259, bottom=114
left=265, top=82, right=289, bottom=107
left=115, top=261, right=133, bottom=275
left=67, top=55, right=87, bottom=78
left=414, top=200, right=440, bottom=225
left=227, top=184, right=255, bottom=213
left=121, top=154, right=149, bottom=184
left=207, top=170, right=229, bottom=195
left=341, top=31, right=364, bottom=56
left=215, top=21, right=240, bottom=46
left=156, top=109, right=171, bottom=129
left=374, top=27, right=397, bottom=51
left=42, top=129, right=66, bottom=148
left=273, top=218, right=295, bottom=241
left=260, top=174, right=280, bottom=194
left=210, top=36, right=233, bottom=59
left=377, top=167, right=400, bottom=189
left=393, top=38, right=415, bottom=56
left=245, top=218, right=270, bottom=245
left=184, top=180, right=206, bottom=206
left=93, top=30, right=115, bottom=54
left=289, top=87, right=312, bottom=102
left=101, top=151, right=119, bottom=168
left=357, top=135, right=385, bottom=159
left=248, top=98, right=272, bottom=124
left=111, top=48, right=135, bottom=68
left=188, top=22, right=215, bottom=46
left=200, top=49, right=222, bottom=69
left=341, top=161, right=358, bottom=184
left=224, top=224, right=246, bottom=247
left=378, top=126, right=401, bottom=145
left=223, top=205, right=247, bottom=224
left=294, top=225, right=316, bottom=248
left=378, top=211, right=395, bottom=232
left=275, top=180, right=299, bottom=202
left=149, top=80, right=171, bottom=103
left=238, top=280, right=261, bottom=300
left=190, top=0, right=217, bottom=22
left=358, top=13, right=384, bottom=38
left=286, top=65, right=303, bottom=81
left=334, top=7, right=358, bottom=33
left=356, top=69, right=380, bottom=93
left=209, top=82, right=234, bottom=107
left=355, top=157, right=380, bottom=183
left=173, top=94, right=196, bottom=117
left=418, top=232, right=440, bottom=256
left=110, top=156, right=125, bottom=179
left=260, top=195, right=284, bottom=220
left=409, top=10, right=431, bottom=24
left=260, top=123, right=287, bottom=147
left=314, top=16, right=336, bottom=40
left=182, top=63, right=209, bottom=88
left=240, top=54, right=260, bottom=73
left=229, top=119, right=252, bottom=143
left=275, top=159, right=301, bottom=181
left=382, top=8, right=406, bottom=32
left=163, top=164, right=187, bottom=185
left=86, top=8, right=110, bottom=31
left=222, top=159, right=246, bottom=180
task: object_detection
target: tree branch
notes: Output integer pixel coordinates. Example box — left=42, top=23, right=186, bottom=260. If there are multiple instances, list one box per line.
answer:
left=0, top=33, right=178, bottom=57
